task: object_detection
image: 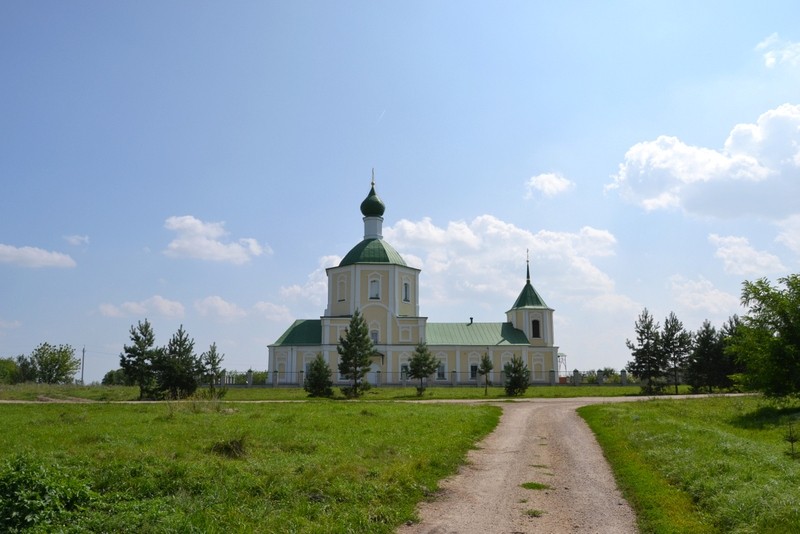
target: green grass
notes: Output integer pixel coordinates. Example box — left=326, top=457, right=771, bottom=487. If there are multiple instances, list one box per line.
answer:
left=579, top=396, right=800, bottom=534
left=0, top=401, right=500, bottom=533
left=0, top=382, right=665, bottom=401
left=525, top=509, right=544, bottom=517
left=521, top=481, right=552, bottom=490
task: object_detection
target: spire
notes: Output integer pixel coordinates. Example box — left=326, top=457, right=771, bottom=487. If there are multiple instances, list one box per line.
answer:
left=360, top=170, right=385, bottom=239
left=526, top=249, right=530, bottom=283
left=511, top=254, right=547, bottom=309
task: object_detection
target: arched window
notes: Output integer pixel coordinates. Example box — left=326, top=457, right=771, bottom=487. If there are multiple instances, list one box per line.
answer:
left=337, top=276, right=346, bottom=302
left=369, top=279, right=380, bottom=299
left=532, top=320, right=541, bottom=338
left=403, top=281, right=410, bottom=302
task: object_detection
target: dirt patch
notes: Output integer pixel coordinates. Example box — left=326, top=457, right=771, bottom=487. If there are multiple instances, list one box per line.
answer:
left=398, top=397, right=641, bottom=534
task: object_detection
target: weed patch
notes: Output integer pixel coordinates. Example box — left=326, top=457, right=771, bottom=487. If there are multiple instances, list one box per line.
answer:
left=521, top=481, right=551, bottom=490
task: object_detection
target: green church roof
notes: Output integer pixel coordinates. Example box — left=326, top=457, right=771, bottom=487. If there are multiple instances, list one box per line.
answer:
left=360, top=183, right=385, bottom=217
left=339, top=238, right=407, bottom=267
left=426, top=322, right=530, bottom=346
left=511, top=262, right=548, bottom=308
left=272, top=319, right=322, bottom=346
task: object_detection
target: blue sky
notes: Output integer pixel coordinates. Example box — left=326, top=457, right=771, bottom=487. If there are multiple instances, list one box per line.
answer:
left=2, top=2, right=799, bottom=383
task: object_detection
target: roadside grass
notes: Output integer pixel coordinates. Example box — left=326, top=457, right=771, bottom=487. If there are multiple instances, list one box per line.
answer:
left=521, top=481, right=552, bottom=490
left=0, top=401, right=500, bottom=533
left=579, top=396, right=800, bottom=534
left=0, top=383, right=687, bottom=401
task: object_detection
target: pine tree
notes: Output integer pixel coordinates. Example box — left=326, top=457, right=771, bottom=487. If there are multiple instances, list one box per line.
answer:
left=503, top=355, right=530, bottom=396
left=478, top=353, right=494, bottom=396
left=408, top=341, right=439, bottom=396
left=626, top=308, right=666, bottom=394
left=661, top=312, right=692, bottom=394
left=337, top=309, right=374, bottom=398
left=120, top=319, right=159, bottom=400
left=201, top=342, right=225, bottom=398
left=304, top=354, right=333, bottom=398
left=153, top=325, right=201, bottom=399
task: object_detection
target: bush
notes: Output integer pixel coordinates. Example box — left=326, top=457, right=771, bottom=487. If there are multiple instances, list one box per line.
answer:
left=304, top=354, right=333, bottom=398
left=0, top=454, right=95, bottom=532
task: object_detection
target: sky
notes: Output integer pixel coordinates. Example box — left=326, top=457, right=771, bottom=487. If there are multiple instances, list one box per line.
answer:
left=2, top=2, right=799, bottom=383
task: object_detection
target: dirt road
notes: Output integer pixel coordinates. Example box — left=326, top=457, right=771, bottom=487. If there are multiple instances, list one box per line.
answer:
left=397, top=397, right=641, bottom=534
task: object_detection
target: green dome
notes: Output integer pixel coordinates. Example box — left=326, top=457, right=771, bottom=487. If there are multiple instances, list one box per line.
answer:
left=340, top=238, right=407, bottom=266
left=360, top=184, right=385, bottom=217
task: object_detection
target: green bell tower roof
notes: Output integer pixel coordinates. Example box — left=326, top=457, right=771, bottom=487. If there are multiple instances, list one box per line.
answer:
left=360, top=171, right=385, bottom=217
left=512, top=259, right=548, bottom=309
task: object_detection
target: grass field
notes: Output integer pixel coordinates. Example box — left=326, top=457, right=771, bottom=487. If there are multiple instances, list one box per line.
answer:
left=579, top=396, right=800, bottom=534
left=0, top=382, right=663, bottom=402
left=0, top=401, right=500, bottom=533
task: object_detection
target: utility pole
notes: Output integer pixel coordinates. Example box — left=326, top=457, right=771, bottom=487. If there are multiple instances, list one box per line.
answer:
left=81, top=346, right=85, bottom=385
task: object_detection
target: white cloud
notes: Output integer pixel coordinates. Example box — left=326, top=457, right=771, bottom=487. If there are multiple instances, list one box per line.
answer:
left=0, top=244, right=76, bottom=268
left=708, top=234, right=786, bottom=275
left=99, top=295, right=185, bottom=318
left=64, top=235, right=89, bottom=246
left=279, top=255, right=340, bottom=306
left=608, top=104, right=800, bottom=219
left=524, top=173, right=576, bottom=199
left=163, top=216, right=271, bottom=264
left=384, top=215, right=626, bottom=313
left=776, top=214, right=800, bottom=255
left=0, top=319, right=22, bottom=330
left=670, top=275, right=741, bottom=315
left=195, top=296, right=247, bottom=321
left=253, top=301, right=294, bottom=323
left=756, top=33, right=800, bottom=69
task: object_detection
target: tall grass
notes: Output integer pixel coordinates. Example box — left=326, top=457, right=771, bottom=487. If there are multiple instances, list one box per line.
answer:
left=0, top=401, right=499, bottom=533
left=580, top=396, right=800, bottom=534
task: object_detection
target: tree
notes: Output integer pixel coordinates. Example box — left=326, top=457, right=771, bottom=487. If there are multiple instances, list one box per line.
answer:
left=408, top=341, right=439, bottom=396
left=200, top=342, right=225, bottom=398
left=661, top=312, right=692, bottom=394
left=728, top=275, right=800, bottom=398
left=29, top=343, right=81, bottom=384
left=478, top=353, right=494, bottom=396
left=101, top=368, right=134, bottom=386
left=15, top=354, right=38, bottom=383
left=504, top=355, right=530, bottom=396
left=626, top=308, right=667, bottom=394
left=153, top=325, right=200, bottom=399
left=0, top=358, right=17, bottom=385
left=120, top=319, right=159, bottom=400
left=337, top=309, right=374, bottom=398
left=304, top=354, right=333, bottom=398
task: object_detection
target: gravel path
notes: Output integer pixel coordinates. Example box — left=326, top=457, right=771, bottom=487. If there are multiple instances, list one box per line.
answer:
left=397, top=397, right=641, bottom=534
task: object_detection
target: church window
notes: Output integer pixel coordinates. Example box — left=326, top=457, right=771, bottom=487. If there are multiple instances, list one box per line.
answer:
left=337, top=276, right=346, bottom=302
left=400, top=364, right=409, bottom=380
left=403, top=281, right=410, bottom=302
left=369, top=279, right=380, bottom=299
left=436, top=362, right=446, bottom=380
left=532, top=319, right=541, bottom=338
left=470, top=364, right=478, bottom=380
left=370, top=330, right=379, bottom=344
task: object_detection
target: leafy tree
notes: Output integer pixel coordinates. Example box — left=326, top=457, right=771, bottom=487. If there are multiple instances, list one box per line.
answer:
left=337, top=309, right=374, bottom=398
left=408, top=341, right=439, bottom=396
left=201, top=342, right=225, bottom=397
left=661, top=312, right=692, bottom=394
left=0, top=358, right=18, bottom=384
left=626, top=308, right=667, bottom=394
left=478, top=353, right=494, bottom=396
left=29, top=343, right=81, bottom=384
left=503, top=355, right=530, bottom=396
left=15, top=354, right=38, bottom=383
left=101, top=368, right=134, bottom=386
left=153, top=325, right=200, bottom=399
left=304, top=354, right=333, bottom=398
left=728, top=275, right=800, bottom=398
left=120, top=319, right=159, bottom=399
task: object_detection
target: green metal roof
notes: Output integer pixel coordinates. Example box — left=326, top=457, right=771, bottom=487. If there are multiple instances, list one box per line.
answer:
left=339, top=238, right=407, bottom=267
left=426, top=322, right=530, bottom=346
left=272, top=319, right=322, bottom=346
left=512, top=282, right=547, bottom=308
left=360, top=184, right=386, bottom=217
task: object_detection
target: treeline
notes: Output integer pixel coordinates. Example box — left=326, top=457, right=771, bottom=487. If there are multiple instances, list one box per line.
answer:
left=0, top=343, right=81, bottom=385
left=627, top=273, right=800, bottom=398
left=107, top=319, right=225, bottom=400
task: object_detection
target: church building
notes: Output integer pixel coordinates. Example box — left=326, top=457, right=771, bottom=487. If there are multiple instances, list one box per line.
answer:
left=268, top=179, right=559, bottom=386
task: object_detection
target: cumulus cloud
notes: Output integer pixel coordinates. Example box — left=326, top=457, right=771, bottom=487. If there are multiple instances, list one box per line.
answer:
left=64, top=235, right=89, bottom=246
left=709, top=234, right=786, bottom=275
left=279, top=255, right=340, bottom=306
left=524, top=173, right=576, bottom=199
left=776, top=214, right=800, bottom=255
left=253, top=301, right=294, bottom=323
left=608, top=104, right=800, bottom=219
left=0, top=244, right=76, bottom=268
left=195, top=296, right=247, bottom=321
left=99, top=295, right=185, bottom=318
left=163, top=216, right=271, bottom=264
left=383, top=215, right=625, bottom=313
left=757, top=33, right=800, bottom=69
left=670, top=275, right=741, bottom=315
